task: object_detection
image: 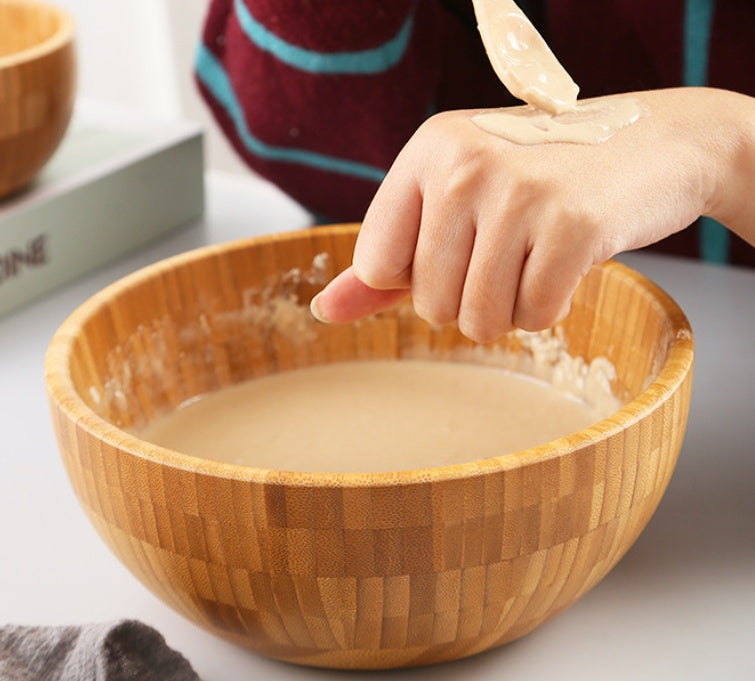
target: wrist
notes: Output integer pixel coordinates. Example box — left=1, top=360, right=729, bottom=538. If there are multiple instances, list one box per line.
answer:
left=697, top=88, right=755, bottom=243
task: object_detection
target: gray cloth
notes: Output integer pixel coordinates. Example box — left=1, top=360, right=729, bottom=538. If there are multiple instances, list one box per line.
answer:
left=0, top=620, right=201, bottom=681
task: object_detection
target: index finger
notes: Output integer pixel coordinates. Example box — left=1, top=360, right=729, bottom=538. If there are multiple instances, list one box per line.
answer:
left=352, top=146, right=423, bottom=290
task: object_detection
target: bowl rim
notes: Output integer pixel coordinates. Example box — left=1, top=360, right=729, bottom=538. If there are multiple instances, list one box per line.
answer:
left=0, top=0, right=75, bottom=69
left=44, top=225, right=694, bottom=488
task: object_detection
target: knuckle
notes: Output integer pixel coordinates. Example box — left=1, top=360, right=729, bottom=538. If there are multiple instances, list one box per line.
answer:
left=350, top=258, right=380, bottom=288
left=513, top=306, right=560, bottom=332
left=413, top=295, right=457, bottom=328
left=513, top=284, right=571, bottom=331
left=575, top=217, right=604, bottom=254
left=555, top=204, right=604, bottom=252
left=457, top=309, right=509, bottom=345
left=420, top=116, right=488, bottom=197
left=352, top=255, right=409, bottom=290
left=445, top=161, right=482, bottom=200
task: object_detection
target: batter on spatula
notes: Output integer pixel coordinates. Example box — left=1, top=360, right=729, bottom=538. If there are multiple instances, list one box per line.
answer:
left=470, top=0, right=645, bottom=144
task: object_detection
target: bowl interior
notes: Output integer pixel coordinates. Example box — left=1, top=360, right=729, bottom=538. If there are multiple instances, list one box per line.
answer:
left=0, top=1, right=70, bottom=60
left=52, top=225, right=691, bottom=474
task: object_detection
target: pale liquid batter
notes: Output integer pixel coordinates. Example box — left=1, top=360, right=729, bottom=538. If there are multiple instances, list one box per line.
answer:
left=473, top=97, right=645, bottom=145
left=138, top=360, right=612, bottom=474
left=470, top=0, right=644, bottom=143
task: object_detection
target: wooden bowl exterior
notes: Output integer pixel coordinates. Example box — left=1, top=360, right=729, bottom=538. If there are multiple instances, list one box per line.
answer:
left=0, top=1, right=75, bottom=199
left=45, top=224, right=693, bottom=669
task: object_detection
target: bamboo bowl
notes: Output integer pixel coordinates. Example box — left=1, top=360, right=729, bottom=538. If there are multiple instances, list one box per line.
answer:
left=45, top=224, right=693, bottom=670
left=0, top=0, right=75, bottom=199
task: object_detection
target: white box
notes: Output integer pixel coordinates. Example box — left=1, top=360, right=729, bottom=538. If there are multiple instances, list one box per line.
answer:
left=0, top=101, right=204, bottom=317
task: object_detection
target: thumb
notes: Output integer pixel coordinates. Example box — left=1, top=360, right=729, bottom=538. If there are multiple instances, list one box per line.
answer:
left=310, top=266, right=410, bottom=323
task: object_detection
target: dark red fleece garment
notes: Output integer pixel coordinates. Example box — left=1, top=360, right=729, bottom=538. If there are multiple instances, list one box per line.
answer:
left=197, top=0, right=754, bottom=266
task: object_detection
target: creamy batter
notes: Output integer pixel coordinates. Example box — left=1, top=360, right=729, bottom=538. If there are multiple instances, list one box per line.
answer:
left=137, top=360, right=613, bottom=474
left=472, top=0, right=579, bottom=115
left=473, top=97, right=645, bottom=145
left=470, top=0, right=644, bottom=144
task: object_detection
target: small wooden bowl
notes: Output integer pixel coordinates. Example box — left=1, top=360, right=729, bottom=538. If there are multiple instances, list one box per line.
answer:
left=45, top=225, right=693, bottom=669
left=0, top=0, right=75, bottom=199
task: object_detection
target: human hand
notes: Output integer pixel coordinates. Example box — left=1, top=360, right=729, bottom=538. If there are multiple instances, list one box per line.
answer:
left=311, top=88, right=755, bottom=342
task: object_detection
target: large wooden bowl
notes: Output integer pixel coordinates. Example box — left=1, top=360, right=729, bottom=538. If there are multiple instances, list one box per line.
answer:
left=45, top=224, right=693, bottom=669
left=0, top=0, right=75, bottom=199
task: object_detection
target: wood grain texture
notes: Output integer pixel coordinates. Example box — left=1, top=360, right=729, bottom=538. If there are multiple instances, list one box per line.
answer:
left=45, top=224, right=694, bottom=669
left=0, top=0, right=75, bottom=198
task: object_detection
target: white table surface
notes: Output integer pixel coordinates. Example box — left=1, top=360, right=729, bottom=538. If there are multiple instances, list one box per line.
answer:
left=1, top=170, right=753, bottom=680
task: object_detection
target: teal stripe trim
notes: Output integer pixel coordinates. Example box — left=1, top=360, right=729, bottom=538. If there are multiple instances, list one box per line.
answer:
left=684, top=0, right=729, bottom=263
left=195, top=43, right=387, bottom=183
left=683, top=0, right=714, bottom=87
left=233, top=0, right=414, bottom=74
left=699, top=216, right=729, bottom=263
